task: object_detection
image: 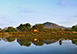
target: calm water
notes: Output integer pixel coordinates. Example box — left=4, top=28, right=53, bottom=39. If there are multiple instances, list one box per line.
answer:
left=0, top=37, right=77, bottom=54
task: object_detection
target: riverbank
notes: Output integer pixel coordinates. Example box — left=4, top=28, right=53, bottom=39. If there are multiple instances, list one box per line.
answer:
left=0, top=31, right=77, bottom=40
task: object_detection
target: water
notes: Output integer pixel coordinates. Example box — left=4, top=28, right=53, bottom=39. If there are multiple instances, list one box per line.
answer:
left=0, top=37, right=77, bottom=54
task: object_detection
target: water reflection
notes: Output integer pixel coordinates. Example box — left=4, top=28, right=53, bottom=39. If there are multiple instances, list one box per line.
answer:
left=0, top=36, right=77, bottom=47
left=44, top=40, right=56, bottom=44
left=17, top=39, right=31, bottom=47
left=32, top=41, right=44, bottom=46
left=32, top=38, right=44, bottom=46
left=72, top=39, right=77, bottom=45
left=0, top=36, right=76, bottom=54
left=2, top=37, right=15, bottom=42
left=0, top=38, right=1, bottom=41
left=59, top=40, right=62, bottom=45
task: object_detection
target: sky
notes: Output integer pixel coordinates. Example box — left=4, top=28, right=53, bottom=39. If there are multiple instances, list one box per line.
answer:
left=0, top=0, right=77, bottom=28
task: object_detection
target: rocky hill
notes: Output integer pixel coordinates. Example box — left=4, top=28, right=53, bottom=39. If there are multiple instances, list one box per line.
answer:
left=43, top=22, right=65, bottom=29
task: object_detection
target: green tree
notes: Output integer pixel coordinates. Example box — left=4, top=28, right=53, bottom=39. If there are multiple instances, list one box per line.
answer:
left=33, top=24, right=44, bottom=32
left=72, top=25, right=77, bottom=31
left=21, top=26, right=28, bottom=31
left=34, top=24, right=44, bottom=29
left=0, top=28, right=1, bottom=31
left=17, top=23, right=31, bottom=31
left=24, top=23, right=31, bottom=28
left=0, top=28, right=2, bottom=32
left=5, top=27, right=15, bottom=32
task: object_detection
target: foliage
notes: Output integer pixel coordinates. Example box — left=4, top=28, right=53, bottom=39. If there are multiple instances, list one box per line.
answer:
left=72, top=39, right=77, bottom=44
left=5, top=27, right=15, bottom=32
left=17, top=23, right=31, bottom=31
left=33, top=24, right=44, bottom=31
left=0, top=22, right=77, bottom=32
left=64, top=28, right=71, bottom=31
left=34, top=24, right=44, bottom=29
left=23, top=23, right=31, bottom=28
left=0, top=31, right=77, bottom=47
left=0, top=28, right=1, bottom=31
left=72, top=25, right=77, bottom=31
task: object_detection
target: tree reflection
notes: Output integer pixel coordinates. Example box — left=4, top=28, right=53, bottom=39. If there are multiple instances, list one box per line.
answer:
left=1, top=35, right=77, bottom=47
left=2, top=36, right=15, bottom=42
left=32, top=40, right=44, bottom=46
left=72, top=39, right=77, bottom=45
left=59, top=40, right=62, bottom=45
left=2, top=37, right=8, bottom=42
left=0, top=38, right=1, bottom=41
left=44, top=40, right=57, bottom=44
left=17, top=39, right=31, bottom=47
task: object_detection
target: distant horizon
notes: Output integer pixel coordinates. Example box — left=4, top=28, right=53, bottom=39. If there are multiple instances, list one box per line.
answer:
left=0, top=0, right=77, bottom=28
left=0, top=21, right=76, bottom=29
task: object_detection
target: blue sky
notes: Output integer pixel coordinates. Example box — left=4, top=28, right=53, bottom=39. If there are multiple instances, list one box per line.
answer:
left=0, top=0, right=77, bottom=28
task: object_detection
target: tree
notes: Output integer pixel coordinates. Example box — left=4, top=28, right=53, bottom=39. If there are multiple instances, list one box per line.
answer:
left=34, top=24, right=44, bottom=29
left=64, top=28, right=71, bottom=31
left=5, top=27, right=15, bottom=32
left=24, top=23, right=31, bottom=28
left=32, top=24, right=44, bottom=32
left=72, top=25, right=77, bottom=31
left=17, top=23, right=31, bottom=32
left=21, top=26, right=28, bottom=31
left=0, top=28, right=2, bottom=32
left=0, top=28, right=1, bottom=31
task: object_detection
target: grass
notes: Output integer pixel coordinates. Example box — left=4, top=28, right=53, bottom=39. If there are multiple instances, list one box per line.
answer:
left=0, top=31, right=77, bottom=46
left=0, top=31, right=77, bottom=40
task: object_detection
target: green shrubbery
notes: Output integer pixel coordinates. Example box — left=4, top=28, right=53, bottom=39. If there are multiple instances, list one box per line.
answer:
left=72, top=25, right=77, bottom=31
left=0, top=23, right=76, bottom=33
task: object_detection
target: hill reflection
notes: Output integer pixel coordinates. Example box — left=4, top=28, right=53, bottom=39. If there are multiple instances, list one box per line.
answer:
left=0, top=36, right=77, bottom=47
